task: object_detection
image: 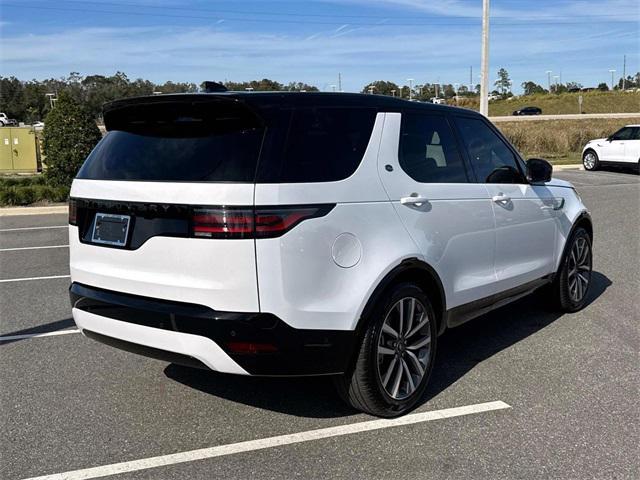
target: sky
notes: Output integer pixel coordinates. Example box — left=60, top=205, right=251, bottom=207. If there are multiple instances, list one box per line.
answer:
left=0, top=0, right=638, bottom=93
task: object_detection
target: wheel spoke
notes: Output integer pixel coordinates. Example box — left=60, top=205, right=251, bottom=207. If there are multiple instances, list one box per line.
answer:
left=401, top=359, right=415, bottom=392
left=378, top=346, right=395, bottom=356
left=408, top=335, right=431, bottom=350
left=382, top=356, right=398, bottom=387
left=405, top=298, right=415, bottom=336
left=397, top=300, right=404, bottom=338
left=405, top=350, right=425, bottom=377
left=382, top=323, right=399, bottom=339
left=406, top=314, right=427, bottom=339
left=390, top=359, right=404, bottom=397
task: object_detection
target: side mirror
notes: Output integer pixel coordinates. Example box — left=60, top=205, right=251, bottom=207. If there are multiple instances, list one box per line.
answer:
left=526, top=158, right=552, bottom=183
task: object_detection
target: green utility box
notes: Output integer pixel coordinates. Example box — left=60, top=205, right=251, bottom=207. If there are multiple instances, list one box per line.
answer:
left=0, top=128, right=39, bottom=173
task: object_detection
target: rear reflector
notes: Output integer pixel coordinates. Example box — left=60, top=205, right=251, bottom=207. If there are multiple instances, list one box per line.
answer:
left=192, top=205, right=334, bottom=239
left=226, top=342, right=278, bottom=354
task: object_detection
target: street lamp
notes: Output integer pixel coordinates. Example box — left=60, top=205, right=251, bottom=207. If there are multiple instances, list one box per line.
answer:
left=407, top=78, right=414, bottom=100
left=553, top=75, right=560, bottom=92
left=609, top=69, right=616, bottom=90
left=390, top=89, right=396, bottom=97
left=545, top=70, right=552, bottom=92
left=45, top=93, right=56, bottom=109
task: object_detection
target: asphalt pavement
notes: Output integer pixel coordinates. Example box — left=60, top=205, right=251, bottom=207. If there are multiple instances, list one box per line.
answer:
left=1, top=169, right=638, bottom=480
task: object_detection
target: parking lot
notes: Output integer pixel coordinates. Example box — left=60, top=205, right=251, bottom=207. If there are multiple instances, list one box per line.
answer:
left=1, top=169, right=638, bottom=480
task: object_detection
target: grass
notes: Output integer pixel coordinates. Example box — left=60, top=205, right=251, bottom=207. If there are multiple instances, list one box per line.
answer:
left=455, top=90, right=640, bottom=116
left=0, top=175, right=69, bottom=206
left=495, top=116, right=640, bottom=164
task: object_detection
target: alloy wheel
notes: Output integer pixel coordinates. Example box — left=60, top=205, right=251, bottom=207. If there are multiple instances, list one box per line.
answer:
left=377, top=297, right=431, bottom=400
left=583, top=152, right=597, bottom=170
left=567, top=237, right=591, bottom=302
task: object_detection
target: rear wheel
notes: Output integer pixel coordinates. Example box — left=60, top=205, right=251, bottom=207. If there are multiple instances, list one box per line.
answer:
left=582, top=150, right=599, bottom=171
left=552, top=228, right=592, bottom=312
left=335, top=283, right=437, bottom=417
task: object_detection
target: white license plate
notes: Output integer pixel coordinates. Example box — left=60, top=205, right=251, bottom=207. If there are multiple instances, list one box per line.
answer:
left=91, top=213, right=130, bottom=247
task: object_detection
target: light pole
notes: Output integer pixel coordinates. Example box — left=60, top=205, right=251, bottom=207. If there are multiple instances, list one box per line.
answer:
left=553, top=76, right=559, bottom=92
left=609, top=69, right=616, bottom=90
left=479, top=0, right=490, bottom=116
left=407, top=78, right=414, bottom=100
left=391, top=89, right=396, bottom=97
left=45, top=93, right=56, bottom=109
left=546, top=70, right=552, bottom=92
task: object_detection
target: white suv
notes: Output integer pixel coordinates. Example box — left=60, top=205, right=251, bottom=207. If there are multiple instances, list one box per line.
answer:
left=69, top=92, right=593, bottom=417
left=582, top=124, right=640, bottom=171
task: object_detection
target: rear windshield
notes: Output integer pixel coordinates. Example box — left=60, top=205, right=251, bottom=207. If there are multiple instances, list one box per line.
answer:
left=77, top=100, right=376, bottom=183
left=77, top=99, right=264, bottom=182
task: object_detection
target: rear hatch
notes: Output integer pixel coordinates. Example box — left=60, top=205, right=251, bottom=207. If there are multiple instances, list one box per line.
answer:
left=69, top=95, right=263, bottom=312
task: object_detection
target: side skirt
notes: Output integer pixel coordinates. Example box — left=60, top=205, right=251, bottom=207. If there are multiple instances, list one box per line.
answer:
left=445, top=275, right=553, bottom=328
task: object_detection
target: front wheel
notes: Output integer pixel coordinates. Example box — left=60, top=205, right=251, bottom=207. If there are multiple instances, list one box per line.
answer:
left=552, top=228, right=593, bottom=312
left=335, top=283, right=437, bottom=417
left=582, top=150, right=599, bottom=171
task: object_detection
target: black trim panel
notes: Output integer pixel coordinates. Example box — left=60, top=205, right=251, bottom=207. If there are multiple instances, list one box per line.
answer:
left=446, top=275, right=552, bottom=328
left=71, top=283, right=356, bottom=376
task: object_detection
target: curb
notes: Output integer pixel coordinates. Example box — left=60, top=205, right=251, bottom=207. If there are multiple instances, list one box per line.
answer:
left=0, top=205, right=68, bottom=217
left=552, top=164, right=583, bottom=171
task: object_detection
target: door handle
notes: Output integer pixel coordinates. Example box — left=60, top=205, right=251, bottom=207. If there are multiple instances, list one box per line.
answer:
left=401, top=195, right=429, bottom=206
left=492, top=194, right=511, bottom=203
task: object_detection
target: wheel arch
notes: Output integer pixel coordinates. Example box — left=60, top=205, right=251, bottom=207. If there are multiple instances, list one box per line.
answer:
left=557, top=211, right=593, bottom=272
left=355, top=258, right=447, bottom=337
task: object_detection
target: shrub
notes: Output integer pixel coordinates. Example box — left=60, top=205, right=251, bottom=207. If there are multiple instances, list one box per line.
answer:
left=42, top=91, right=102, bottom=187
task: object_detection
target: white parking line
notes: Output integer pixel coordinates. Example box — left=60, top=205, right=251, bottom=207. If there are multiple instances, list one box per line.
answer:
left=23, top=401, right=510, bottom=480
left=0, top=245, right=68, bottom=252
left=0, top=225, right=67, bottom=232
left=0, top=274, right=70, bottom=284
left=0, top=329, right=79, bottom=342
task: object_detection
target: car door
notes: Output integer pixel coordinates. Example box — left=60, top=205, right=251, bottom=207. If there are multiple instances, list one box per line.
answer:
left=377, top=111, right=498, bottom=309
left=453, top=114, right=558, bottom=292
left=603, top=127, right=634, bottom=162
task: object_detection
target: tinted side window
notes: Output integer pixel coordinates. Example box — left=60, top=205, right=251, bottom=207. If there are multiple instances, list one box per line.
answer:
left=270, top=107, right=376, bottom=183
left=399, top=113, right=468, bottom=183
left=612, top=127, right=634, bottom=140
left=455, top=116, right=525, bottom=184
left=633, top=127, right=640, bottom=140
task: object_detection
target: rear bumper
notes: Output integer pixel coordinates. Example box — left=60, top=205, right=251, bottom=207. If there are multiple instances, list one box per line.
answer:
left=70, top=283, right=356, bottom=376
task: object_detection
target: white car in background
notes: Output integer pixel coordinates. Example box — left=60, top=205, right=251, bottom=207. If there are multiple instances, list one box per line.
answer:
left=582, top=125, right=640, bottom=171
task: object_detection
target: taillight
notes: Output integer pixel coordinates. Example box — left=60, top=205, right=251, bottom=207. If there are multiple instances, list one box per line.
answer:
left=191, top=204, right=334, bottom=239
left=192, top=208, right=253, bottom=239
left=69, top=198, right=77, bottom=225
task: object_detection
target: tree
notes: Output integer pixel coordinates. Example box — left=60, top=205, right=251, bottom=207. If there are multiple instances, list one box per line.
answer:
left=494, top=68, right=512, bottom=96
left=286, top=82, right=319, bottom=92
left=597, top=82, right=609, bottom=91
left=42, top=92, right=102, bottom=187
left=361, top=80, right=400, bottom=96
left=521, top=81, right=546, bottom=96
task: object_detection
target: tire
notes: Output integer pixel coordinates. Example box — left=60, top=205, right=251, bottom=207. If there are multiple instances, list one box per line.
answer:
left=551, top=227, right=592, bottom=312
left=582, top=150, right=599, bottom=171
left=334, top=283, right=437, bottom=417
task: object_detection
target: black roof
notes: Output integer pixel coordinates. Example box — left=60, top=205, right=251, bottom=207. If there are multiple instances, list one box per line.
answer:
left=103, top=91, right=478, bottom=116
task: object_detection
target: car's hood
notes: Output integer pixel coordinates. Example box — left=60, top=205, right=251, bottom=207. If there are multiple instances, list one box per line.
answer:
left=587, top=137, right=607, bottom=145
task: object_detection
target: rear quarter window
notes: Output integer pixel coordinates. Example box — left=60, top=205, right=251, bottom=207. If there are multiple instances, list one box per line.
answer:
left=258, top=107, right=377, bottom=183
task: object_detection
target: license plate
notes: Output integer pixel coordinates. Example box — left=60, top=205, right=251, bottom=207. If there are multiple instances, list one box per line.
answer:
left=91, top=213, right=130, bottom=247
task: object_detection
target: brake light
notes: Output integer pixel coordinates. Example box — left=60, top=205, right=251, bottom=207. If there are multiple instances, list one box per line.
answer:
left=191, top=205, right=334, bottom=239
left=69, top=198, right=77, bottom=225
